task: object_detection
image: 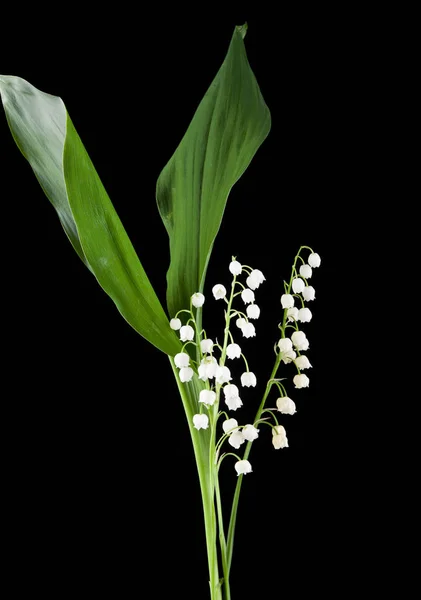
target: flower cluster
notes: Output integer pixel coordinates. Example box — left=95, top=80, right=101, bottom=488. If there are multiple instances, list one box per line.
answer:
left=272, top=250, right=321, bottom=447
left=169, top=248, right=321, bottom=474
left=170, top=258, right=265, bottom=474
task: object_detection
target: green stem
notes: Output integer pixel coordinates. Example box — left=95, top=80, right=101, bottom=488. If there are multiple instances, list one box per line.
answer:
left=226, top=352, right=281, bottom=572
left=214, top=468, right=231, bottom=600
left=169, top=358, right=222, bottom=600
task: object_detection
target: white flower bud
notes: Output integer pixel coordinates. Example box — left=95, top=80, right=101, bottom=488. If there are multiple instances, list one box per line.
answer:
left=199, top=390, right=217, bottom=406
left=295, top=355, right=312, bottom=370
left=242, top=424, right=259, bottom=441
left=222, top=418, right=238, bottom=434
left=179, top=367, right=194, bottom=383
left=302, top=286, right=316, bottom=301
left=170, top=318, right=182, bottom=330
left=226, top=343, right=242, bottom=359
left=180, top=325, right=195, bottom=342
left=281, top=294, right=294, bottom=309
left=246, top=304, right=260, bottom=319
left=240, top=372, right=257, bottom=387
left=293, top=373, right=310, bottom=388
left=276, top=396, right=296, bottom=415
left=228, top=430, right=246, bottom=449
left=200, top=338, right=214, bottom=354
left=291, top=331, right=309, bottom=351
left=174, top=352, right=190, bottom=368
left=298, top=307, right=312, bottom=323
left=287, top=307, right=299, bottom=322
left=241, top=288, right=255, bottom=304
left=191, top=292, right=205, bottom=308
left=308, top=253, right=321, bottom=268
left=236, top=317, right=246, bottom=329
left=212, top=284, right=227, bottom=300
left=215, top=365, right=232, bottom=384
left=229, top=260, right=242, bottom=275
left=299, top=264, right=312, bottom=279
left=272, top=425, right=289, bottom=449
left=235, top=460, right=252, bottom=475
left=241, top=322, right=256, bottom=338
left=292, top=278, right=305, bottom=294
left=278, top=337, right=293, bottom=352
left=193, top=414, right=209, bottom=430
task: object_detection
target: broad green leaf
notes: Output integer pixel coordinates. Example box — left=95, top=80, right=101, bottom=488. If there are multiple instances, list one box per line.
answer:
left=157, top=24, right=271, bottom=318
left=0, top=76, right=181, bottom=356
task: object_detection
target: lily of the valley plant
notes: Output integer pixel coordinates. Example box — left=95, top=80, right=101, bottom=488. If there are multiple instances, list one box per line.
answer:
left=0, top=25, right=321, bottom=599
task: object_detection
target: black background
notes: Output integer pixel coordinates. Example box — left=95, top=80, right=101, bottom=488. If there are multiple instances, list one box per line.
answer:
left=1, top=9, right=395, bottom=599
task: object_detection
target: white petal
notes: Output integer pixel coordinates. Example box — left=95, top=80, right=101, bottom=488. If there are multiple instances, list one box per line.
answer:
left=222, top=418, right=238, bottom=434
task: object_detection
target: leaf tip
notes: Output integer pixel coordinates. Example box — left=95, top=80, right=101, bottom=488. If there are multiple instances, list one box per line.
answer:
left=236, top=23, right=248, bottom=39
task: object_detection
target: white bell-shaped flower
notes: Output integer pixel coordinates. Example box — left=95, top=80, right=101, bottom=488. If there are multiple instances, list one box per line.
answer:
left=241, top=288, right=255, bottom=304
left=191, top=292, right=205, bottom=308
left=302, top=286, right=316, bottom=301
left=226, top=343, right=242, bottom=359
left=198, top=356, right=218, bottom=381
left=236, top=317, right=246, bottom=329
left=170, top=318, right=181, bottom=330
left=278, top=338, right=297, bottom=362
left=179, top=367, right=194, bottom=383
left=199, top=390, right=217, bottom=406
left=212, top=284, right=227, bottom=300
left=229, top=260, right=242, bottom=275
left=281, top=294, right=294, bottom=309
left=223, top=384, right=239, bottom=399
left=292, top=278, right=305, bottom=294
left=215, top=365, right=232, bottom=384
left=228, top=430, right=246, bottom=449
left=291, top=331, right=309, bottom=351
left=174, top=352, right=190, bottom=368
left=293, top=373, right=310, bottom=388
left=241, top=322, right=256, bottom=338
left=240, top=372, right=257, bottom=387
left=298, top=307, right=312, bottom=323
left=224, top=396, right=242, bottom=411
left=246, top=269, right=265, bottom=290
left=278, top=337, right=293, bottom=352
left=287, top=307, right=299, bottom=322
left=299, top=264, right=312, bottom=279
left=272, top=425, right=289, bottom=449
left=235, top=459, right=252, bottom=475
left=295, top=355, right=312, bottom=370
left=276, top=396, right=296, bottom=415
left=242, top=424, right=259, bottom=441
left=180, top=325, right=195, bottom=342
left=222, top=418, right=238, bottom=434
left=308, top=253, right=321, bottom=268
left=246, top=304, right=260, bottom=319
left=200, top=338, right=214, bottom=354
left=193, top=414, right=209, bottom=430
left=225, top=395, right=243, bottom=411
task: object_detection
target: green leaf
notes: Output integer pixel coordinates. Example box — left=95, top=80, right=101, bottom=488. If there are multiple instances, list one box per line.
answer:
left=156, top=25, right=271, bottom=318
left=0, top=75, right=181, bottom=356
